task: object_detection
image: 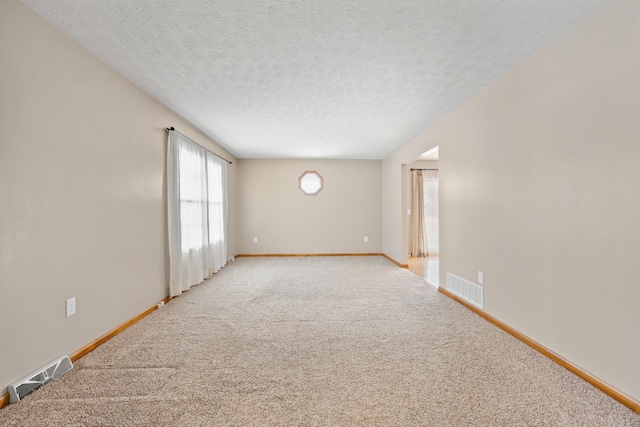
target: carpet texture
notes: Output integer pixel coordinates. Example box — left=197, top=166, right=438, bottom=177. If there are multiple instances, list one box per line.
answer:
left=1, top=256, right=638, bottom=426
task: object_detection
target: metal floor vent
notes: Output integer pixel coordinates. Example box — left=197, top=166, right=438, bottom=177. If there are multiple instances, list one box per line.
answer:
left=446, top=273, right=484, bottom=310
left=8, top=354, right=73, bottom=403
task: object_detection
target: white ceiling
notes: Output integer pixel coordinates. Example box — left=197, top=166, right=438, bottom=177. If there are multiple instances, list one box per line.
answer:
left=21, top=0, right=605, bottom=159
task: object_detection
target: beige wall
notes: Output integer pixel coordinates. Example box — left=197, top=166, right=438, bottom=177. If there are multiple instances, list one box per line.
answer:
left=237, top=160, right=381, bottom=254
left=382, top=1, right=640, bottom=400
left=0, top=0, right=236, bottom=396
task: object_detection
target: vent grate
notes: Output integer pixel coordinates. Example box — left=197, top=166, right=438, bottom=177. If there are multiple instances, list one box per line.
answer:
left=8, top=355, right=73, bottom=403
left=446, top=273, right=484, bottom=309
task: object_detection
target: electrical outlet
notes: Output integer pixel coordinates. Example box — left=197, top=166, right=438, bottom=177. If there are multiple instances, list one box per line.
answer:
left=364, top=236, right=368, bottom=242
left=253, top=237, right=258, bottom=243
left=407, top=209, right=412, bottom=215
left=478, top=271, right=483, bottom=284
left=66, top=297, right=76, bottom=317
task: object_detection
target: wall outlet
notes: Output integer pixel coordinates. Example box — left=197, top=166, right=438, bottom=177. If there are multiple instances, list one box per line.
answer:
left=253, top=237, right=258, bottom=243
left=66, top=297, right=76, bottom=317
left=407, top=208, right=412, bottom=215
left=478, top=271, right=484, bottom=284
left=364, top=236, right=368, bottom=242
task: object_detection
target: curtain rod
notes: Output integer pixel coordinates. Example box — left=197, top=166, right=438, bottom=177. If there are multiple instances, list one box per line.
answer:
left=410, top=168, right=438, bottom=171
left=165, top=127, right=232, bottom=164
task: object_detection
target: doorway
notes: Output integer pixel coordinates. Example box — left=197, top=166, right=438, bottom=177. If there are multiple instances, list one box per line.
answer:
left=407, top=147, right=439, bottom=287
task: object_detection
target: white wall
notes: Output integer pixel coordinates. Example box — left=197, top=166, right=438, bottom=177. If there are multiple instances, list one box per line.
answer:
left=0, top=0, right=236, bottom=396
left=383, top=1, right=639, bottom=400
left=237, top=159, right=381, bottom=254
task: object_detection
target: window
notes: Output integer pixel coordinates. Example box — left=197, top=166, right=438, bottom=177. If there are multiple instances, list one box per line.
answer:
left=178, top=144, right=207, bottom=252
left=423, top=171, right=439, bottom=256
left=299, top=171, right=323, bottom=195
left=167, top=130, right=228, bottom=297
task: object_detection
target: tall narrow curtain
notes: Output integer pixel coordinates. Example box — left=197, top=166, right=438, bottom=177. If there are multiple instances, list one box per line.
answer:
left=206, top=151, right=228, bottom=270
left=423, top=170, right=439, bottom=256
left=167, top=131, right=227, bottom=297
left=412, top=170, right=428, bottom=257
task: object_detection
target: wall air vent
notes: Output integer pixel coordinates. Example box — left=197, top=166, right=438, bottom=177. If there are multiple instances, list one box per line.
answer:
left=8, top=354, right=73, bottom=403
left=446, top=273, right=484, bottom=310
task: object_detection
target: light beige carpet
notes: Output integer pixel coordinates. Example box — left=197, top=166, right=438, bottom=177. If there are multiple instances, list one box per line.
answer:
left=1, top=256, right=638, bottom=426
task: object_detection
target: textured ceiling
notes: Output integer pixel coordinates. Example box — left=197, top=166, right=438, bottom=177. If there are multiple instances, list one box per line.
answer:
left=21, top=0, right=605, bottom=159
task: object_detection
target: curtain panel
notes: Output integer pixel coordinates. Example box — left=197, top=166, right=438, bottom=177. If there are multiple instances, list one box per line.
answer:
left=411, top=170, right=428, bottom=257
left=167, top=131, right=227, bottom=297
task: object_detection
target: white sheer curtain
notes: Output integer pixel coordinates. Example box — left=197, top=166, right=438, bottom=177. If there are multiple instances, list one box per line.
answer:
left=206, top=151, right=227, bottom=270
left=167, top=131, right=227, bottom=297
left=423, top=170, right=439, bottom=256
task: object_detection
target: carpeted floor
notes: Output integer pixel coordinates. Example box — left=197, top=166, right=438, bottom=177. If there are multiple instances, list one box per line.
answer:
left=1, top=256, right=638, bottom=426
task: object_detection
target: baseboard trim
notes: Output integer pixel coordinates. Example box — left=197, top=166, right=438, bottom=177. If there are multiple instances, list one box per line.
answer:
left=438, top=287, right=640, bottom=414
left=0, top=392, right=8, bottom=410
left=235, top=253, right=383, bottom=258
left=1, top=296, right=171, bottom=410
left=10, top=282, right=634, bottom=413
left=382, top=253, right=409, bottom=268
left=234, top=253, right=410, bottom=269
left=70, top=296, right=171, bottom=362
